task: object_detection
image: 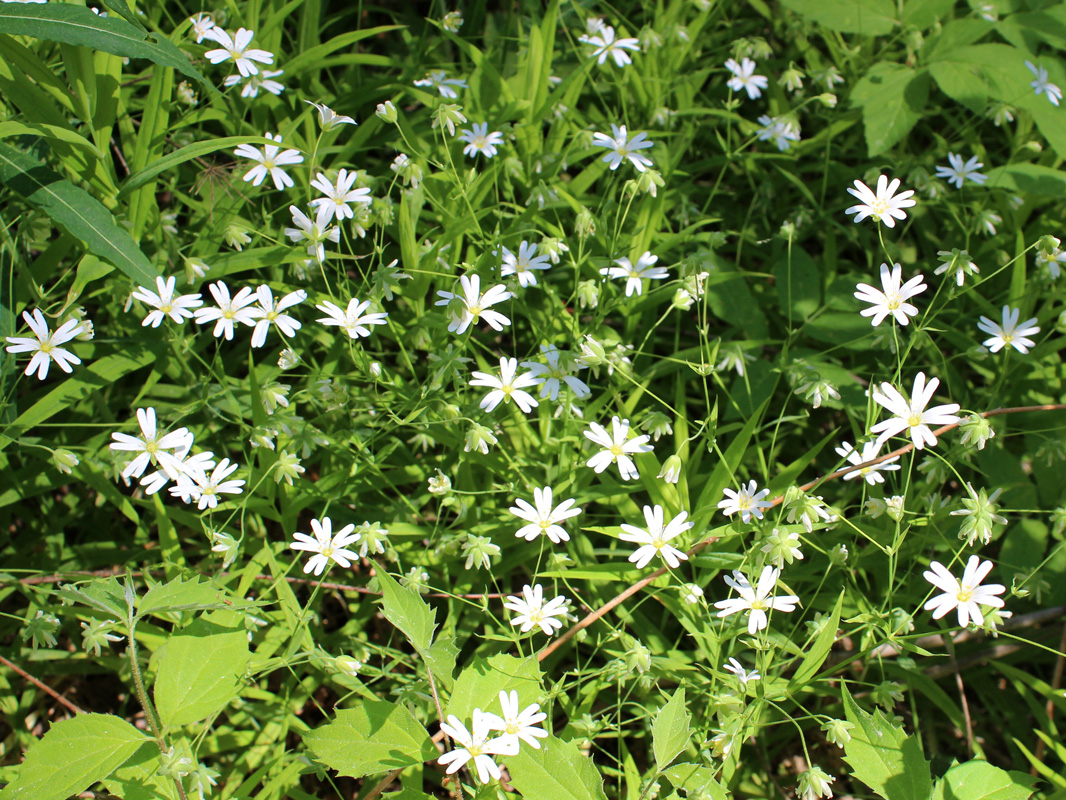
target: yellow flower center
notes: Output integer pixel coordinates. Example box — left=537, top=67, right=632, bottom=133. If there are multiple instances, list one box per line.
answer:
left=907, top=413, right=924, bottom=428
left=956, top=587, right=973, bottom=603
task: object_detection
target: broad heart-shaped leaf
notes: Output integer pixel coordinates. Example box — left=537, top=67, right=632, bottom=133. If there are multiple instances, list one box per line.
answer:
left=930, top=760, right=1037, bottom=800
left=652, top=688, right=691, bottom=771
left=842, top=683, right=932, bottom=800
left=101, top=742, right=179, bottom=800
left=376, top=568, right=436, bottom=655
left=153, top=625, right=251, bottom=729
left=447, top=654, right=542, bottom=723
left=851, top=63, right=931, bottom=156
left=789, top=590, right=844, bottom=692
left=661, top=764, right=730, bottom=800
left=0, top=713, right=147, bottom=800
left=780, top=0, right=896, bottom=35
left=507, top=736, right=608, bottom=800
left=423, top=635, right=459, bottom=691
left=302, top=700, right=436, bottom=778
left=0, top=142, right=158, bottom=286
left=0, top=4, right=207, bottom=85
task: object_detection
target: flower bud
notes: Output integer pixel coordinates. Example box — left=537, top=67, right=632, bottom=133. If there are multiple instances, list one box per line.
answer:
left=658, top=454, right=682, bottom=485
left=375, top=100, right=398, bottom=123
left=52, top=448, right=79, bottom=475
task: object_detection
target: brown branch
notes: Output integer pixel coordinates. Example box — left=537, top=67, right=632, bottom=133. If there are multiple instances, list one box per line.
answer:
left=0, top=652, right=85, bottom=717
left=540, top=403, right=1066, bottom=663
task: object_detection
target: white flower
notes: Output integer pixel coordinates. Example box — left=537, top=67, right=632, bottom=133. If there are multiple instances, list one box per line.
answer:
left=934, top=249, right=979, bottom=286
left=203, top=27, right=274, bottom=77
left=438, top=710, right=517, bottom=784
left=723, top=657, right=760, bottom=687
left=853, top=262, right=926, bottom=327
left=509, top=486, right=582, bottom=543
left=834, top=440, right=900, bottom=484
left=4, top=309, right=83, bottom=380
left=414, top=69, right=467, bottom=98
left=285, top=205, right=340, bottom=263
left=131, top=277, right=203, bottom=328
left=469, top=357, right=541, bottom=413
left=458, top=122, right=505, bottom=158
left=935, top=153, right=987, bottom=189
left=304, top=100, right=356, bottom=130
left=718, top=480, right=772, bottom=523
left=224, top=69, right=285, bottom=98
left=870, top=372, right=961, bottom=450
left=500, top=241, right=551, bottom=287
left=233, top=133, right=303, bottom=191
left=578, top=25, right=640, bottom=68
left=591, top=124, right=654, bottom=172
left=756, top=115, right=801, bottom=151
left=1037, top=246, right=1066, bottom=279
left=109, top=407, right=193, bottom=481
left=601, top=251, right=668, bottom=297
left=170, top=458, right=245, bottom=510
left=977, top=305, right=1040, bottom=354
left=188, top=13, right=215, bottom=43
left=520, top=344, right=590, bottom=400
left=845, top=174, right=916, bottom=227
left=504, top=584, right=570, bottom=636
left=1026, top=60, right=1062, bottom=106
left=923, top=556, right=1006, bottom=627
left=193, top=281, right=258, bottom=340
left=483, top=690, right=549, bottom=750
left=289, top=517, right=360, bottom=576
left=584, top=416, right=653, bottom=481
left=714, top=566, right=799, bottom=635
left=976, top=209, right=1001, bottom=236
left=315, top=297, right=388, bottom=339
left=310, top=169, right=371, bottom=222
left=248, top=286, right=306, bottom=348
left=717, top=343, right=755, bottom=376
left=434, top=273, right=511, bottom=334
left=725, top=57, right=768, bottom=100
left=619, top=504, right=693, bottom=569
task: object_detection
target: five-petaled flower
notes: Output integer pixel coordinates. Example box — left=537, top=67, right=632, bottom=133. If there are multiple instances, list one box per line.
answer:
left=509, top=486, right=582, bottom=543
left=725, top=57, right=769, bottom=100
left=289, top=517, right=360, bottom=576
left=310, top=169, right=371, bottom=222
left=414, top=69, right=467, bottom=98
left=718, top=480, right=772, bottom=523
left=853, top=262, right=927, bottom=327
left=923, top=556, right=1006, bottom=627
left=714, top=566, right=800, bottom=635
left=1026, top=60, right=1062, bottom=106
left=619, top=504, right=693, bottom=569
left=592, top=124, right=654, bottom=172
left=469, top=356, right=542, bottom=413
left=248, top=286, right=306, bottom=348
left=109, top=407, right=193, bottom=482
left=845, top=174, right=916, bottom=227
left=434, top=274, right=512, bottom=334
left=203, top=27, right=274, bottom=77
left=834, top=440, right=900, bottom=485
left=503, top=584, right=570, bottom=635
left=500, top=241, right=551, bottom=288
left=132, top=277, right=203, bottom=328
left=458, top=123, right=505, bottom=158
left=600, top=251, right=668, bottom=297
left=234, top=133, right=304, bottom=191
left=438, top=710, right=518, bottom=784
left=483, top=690, right=549, bottom=750
left=578, top=25, right=640, bottom=67
left=5, top=309, right=84, bottom=380
left=315, top=297, right=389, bottom=339
left=870, top=371, right=961, bottom=450
left=194, top=281, right=258, bottom=341
left=584, top=416, right=653, bottom=481
left=935, top=153, right=987, bottom=189
left=977, top=305, right=1040, bottom=354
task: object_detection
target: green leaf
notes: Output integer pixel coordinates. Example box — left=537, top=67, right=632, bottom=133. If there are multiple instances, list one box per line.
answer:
left=0, top=713, right=147, bottom=800
left=100, top=743, right=179, bottom=800
left=138, top=575, right=249, bottom=619
left=302, top=700, right=437, bottom=779
left=56, top=576, right=129, bottom=620
left=507, top=736, right=608, bottom=800
left=281, top=25, right=402, bottom=78
left=851, top=63, right=930, bottom=156
left=901, top=0, right=955, bottom=29
left=0, top=142, right=157, bottom=285
left=780, top=0, right=896, bottom=35
left=985, top=164, right=1066, bottom=196
left=0, top=4, right=207, bottom=85
left=789, top=590, right=843, bottom=692
left=930, top=761, right=1038, bottom=800
left=841, top=683, right=932, bottom=800
left=447, top=654, right=542, bottom=723
left=423, top=636, right=459, bottom=691
left=376, top=568, right=436, bottom=655
left=652, top=688, right=691, bottom=771
left=153, top=625, right=251, bottom=729
left=662, top=764, right=730, bottom=800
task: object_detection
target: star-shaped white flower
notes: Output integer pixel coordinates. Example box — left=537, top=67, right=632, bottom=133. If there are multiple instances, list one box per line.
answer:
left=289, top=517, right=360, bottom=576
left=203, top=27, right=274, bottom=77
left=584, top=416, right=653, bottom=481
left=4, top=308, right=83, bottom=380
left=725, top=57, right=768, bottom=100
left=132, top=276, right=203, bottom=327
left=520, top=344, right=590, bottom=400
left=723, top=657, right=760, bottom=687
left=225, top=69, right=285, bottom=98
left=923, top=556, right=1006, bottom=627
left=853, top=262, right=926, bottom=327
left=193, top=281, right=258, bottom=340
left=1026, top=60, right=1062, bottom=106
left=977, top=305, right=1040, bottom=354
left=503, top=584, right=570, bottom=635
left=757, top=114, right=801, bottom=151
left=188, top=13, right=215, bottom=43
left=434, top=274, right=512, bottom=335
left=718, top=480, right=772, bottom=523
left=600, top=251, right=668, bottom=297
left=109, top=407, right=193, bottom=481
left=591, top=124, right=654, bottom=172
left=169, top=458, right=245, bottom=510
left=935, top=153, right=987, bottom=189
left=469, top=357, right=542, bottom=413
left=845, top=174, right=916, bottom=227
left=234, top=133, right=303, bottom=191
left=458, top=122, right=505, bottom=158
left=834, top=440, right=900, bottom=485
left=870, top=371, right=961, bottom=450
left=619, top=504, right=693, bottom=569
left=304, top=100, right=356, bottom=130
left=578, top=25, right=640, bottom=68
left=285, top=205, right=340, bottom=263
left=482, top=690, right=549, bottom=750
left=414, top=70, right=467, bottom=98
left=310, top=169, right=371, bottom=223
left=315, top=297, right=388, bottom=339
left=500, top=241, right=551, bottom=288
left=714, top=566, right=799, bottom=635
left=248, top=286, right=306, bottom=348
left=509, top=486, right=582, bottom=543
left=438, top=710, right=518, bottom=784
